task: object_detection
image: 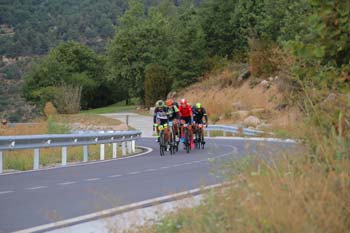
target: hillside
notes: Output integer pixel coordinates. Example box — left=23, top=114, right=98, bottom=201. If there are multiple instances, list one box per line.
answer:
left=173, top=64, right=301, bottom=132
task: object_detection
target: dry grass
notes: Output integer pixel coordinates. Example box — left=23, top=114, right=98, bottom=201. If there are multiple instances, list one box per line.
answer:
left=129, top=93, right=350, bottom=233
left=3, top=144, right=124, bottom=171
left=1, top=113, right=126, bottom=171
left=175, top=72, right=299, bottom=130
left=134, top=154, right=350, bottom=233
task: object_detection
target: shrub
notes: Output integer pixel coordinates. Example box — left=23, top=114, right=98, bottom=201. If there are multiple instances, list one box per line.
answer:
left=249, top=39, right=278, bottom=78
left=47, top=116, right=70, bottom=134
left=43, top=102, right=57, bottom=118
left=144, top=64, right=172, bottom=108
left=53, top=84, right=82, bottom=114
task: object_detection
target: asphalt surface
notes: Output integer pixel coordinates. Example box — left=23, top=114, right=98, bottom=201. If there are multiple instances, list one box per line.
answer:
left=0, top=137, right=295, bottom=233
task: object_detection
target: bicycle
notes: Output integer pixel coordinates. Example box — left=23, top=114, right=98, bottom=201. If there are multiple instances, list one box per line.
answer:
left=157, top=124, right=170, bottom=156
left=167, top=121, right=177, bottom=155
left=194, top=123, right=205, bottom=149
left=180, top=121, right=192, bottom=154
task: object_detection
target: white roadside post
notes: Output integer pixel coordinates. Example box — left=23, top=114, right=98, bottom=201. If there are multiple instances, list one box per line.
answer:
left=122, top=142, right=126, bottom=156
left=127, top=140, right=132, bottom=154
left=207, top=131, right=210, bottom=138
left=100, top=144, right=105, bottom=160
left=112, top=143, right=117, bottom=159
left=0, top=151, right=3, bottom=173
left=223, top=131, right=226, bottom=137
left=61, top=147, right=67, bottom=166
left=83, top=145, right=89, bottom=162
left=33, top=148, right=40, bottom=170
left=131, top=140, right=136, bottom=153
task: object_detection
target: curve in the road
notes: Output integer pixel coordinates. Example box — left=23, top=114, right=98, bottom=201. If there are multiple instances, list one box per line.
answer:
left=0, top=137, right=296, bottom=233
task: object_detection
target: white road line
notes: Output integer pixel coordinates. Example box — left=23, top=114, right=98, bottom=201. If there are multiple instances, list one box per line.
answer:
left=128, top=171, right=141, bottom=175
left=26, top=186, right=47, bottom=190
left=58, top=181, right=76, bottom=186
left=160, top=166, right=170, bottom=169
left=172, top=164, right=182, bottom=167
left=85, top=178, right=100, bottom=182
left=183, top=162, right=193, bottom=165
left=191, top=160, right=203, bottom=163
left=145, top=168, right=157, bottom=172
left=108, top=174, right=122, bottom=178
left=0, top=190, right=14, bottom=195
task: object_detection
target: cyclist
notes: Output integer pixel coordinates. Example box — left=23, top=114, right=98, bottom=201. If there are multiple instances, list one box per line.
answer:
left=178, top=98, right=194, bottom=149
left=192, top=102, right=208, bottom=144
left=165, top=99, right=180, bottom=141
left=153, top=100, right=169, bottom=143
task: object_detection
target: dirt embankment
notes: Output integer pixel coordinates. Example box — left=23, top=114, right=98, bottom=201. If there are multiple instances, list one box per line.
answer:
left=173, top=66, right=301, bottom=131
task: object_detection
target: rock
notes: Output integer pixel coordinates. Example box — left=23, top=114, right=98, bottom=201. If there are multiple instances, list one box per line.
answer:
left=149, top=107, right=155, bottom=115
left=259, top=80, right=270, bottom=89
left=237, top=70, right=251, bottom=82
left=268, top=77, right=274, bottom=82
left=232, top=101, right=242, bottom=110
left=243, top=115, right=261, bottom=127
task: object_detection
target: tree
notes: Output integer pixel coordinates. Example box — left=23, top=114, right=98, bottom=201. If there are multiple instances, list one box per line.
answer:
left=108, top=0, right=171, bottom=103
left=167, top=3, right=207, bottom=88
left=144, top=64, right=172, bottom=107
left=23, top=41, right=105, bottom=109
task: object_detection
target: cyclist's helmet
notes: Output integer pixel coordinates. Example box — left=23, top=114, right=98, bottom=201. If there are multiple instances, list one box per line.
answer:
left=180, top=98, right=187, bottom=105
left=166, top=99, right=174, bottom=107
left=155, top=100, right=165, bottom=108
left=195, top=103, right=201, bottom=109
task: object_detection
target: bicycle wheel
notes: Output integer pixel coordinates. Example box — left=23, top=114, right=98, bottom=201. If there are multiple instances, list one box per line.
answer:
left=201, top=129, right=205, bottom=149
left=169, top=128, right=175, bottom=155
left=195, top=129, right=201, bottom=149
left=184, top=127, right=190, bottom=153
left=159, top=130, right=165, bottom=156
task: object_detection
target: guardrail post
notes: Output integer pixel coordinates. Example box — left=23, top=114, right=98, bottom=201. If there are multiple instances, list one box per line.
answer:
left=207, top=131, right=210, bottom=138
left=127, top=141, right=132, bottom=154
left=223, top=131, right=226, bottom=137
left=122, top=142, right=126, bottom=156
left=100, top=144, right=105, bottom=160
left=0, top=151, right=3, bottom=174
left=132, top=140, right=136, bottom=153
left=112, top=143, right=117, bottom=158
left=83, top=145, right=89, bottom=162
left=34, top=148, right=40, bottom=170
left=61, top=147, right=67, bottom=166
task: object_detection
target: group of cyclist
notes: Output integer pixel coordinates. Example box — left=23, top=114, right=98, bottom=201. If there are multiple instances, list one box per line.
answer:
left=153, top=98, right=208, bottom=152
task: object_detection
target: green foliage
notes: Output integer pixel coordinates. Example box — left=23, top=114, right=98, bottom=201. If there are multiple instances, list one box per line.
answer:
left=290, top=0, right=350, bottom=91
left=167, top=4, right=207, bottom=88
left=108, top=1, right=172, bottom=101
left=0, top=0, right=128, bottom=56
left=144, top=64, right=172, bottom=107
left=23, top=41, right=106, bottom=109
left=47, top=116, right=70, bottom=134
left=199, top=0, right=244, bottom=58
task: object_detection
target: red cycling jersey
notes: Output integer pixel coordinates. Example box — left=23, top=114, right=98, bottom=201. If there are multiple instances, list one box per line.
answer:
left=179, top=104, right=193, bottom=117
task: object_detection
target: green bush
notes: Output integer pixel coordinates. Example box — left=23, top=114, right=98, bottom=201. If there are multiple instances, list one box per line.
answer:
left=144, top=64, right=172, bottom=107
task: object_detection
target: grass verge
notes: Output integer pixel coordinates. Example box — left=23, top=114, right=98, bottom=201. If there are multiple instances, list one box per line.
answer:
left=129, top=93, right=350, bottom=233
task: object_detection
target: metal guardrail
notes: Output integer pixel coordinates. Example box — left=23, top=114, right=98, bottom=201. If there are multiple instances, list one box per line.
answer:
left=206, top=125, right=264, bottom=136
left=0, top=130, right=142, bottom=173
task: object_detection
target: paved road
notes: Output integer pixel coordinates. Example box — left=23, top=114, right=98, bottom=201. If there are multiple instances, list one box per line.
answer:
left=0, top=137, right=295, bottom=233
left=100, top=113, right=153, bottom=137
